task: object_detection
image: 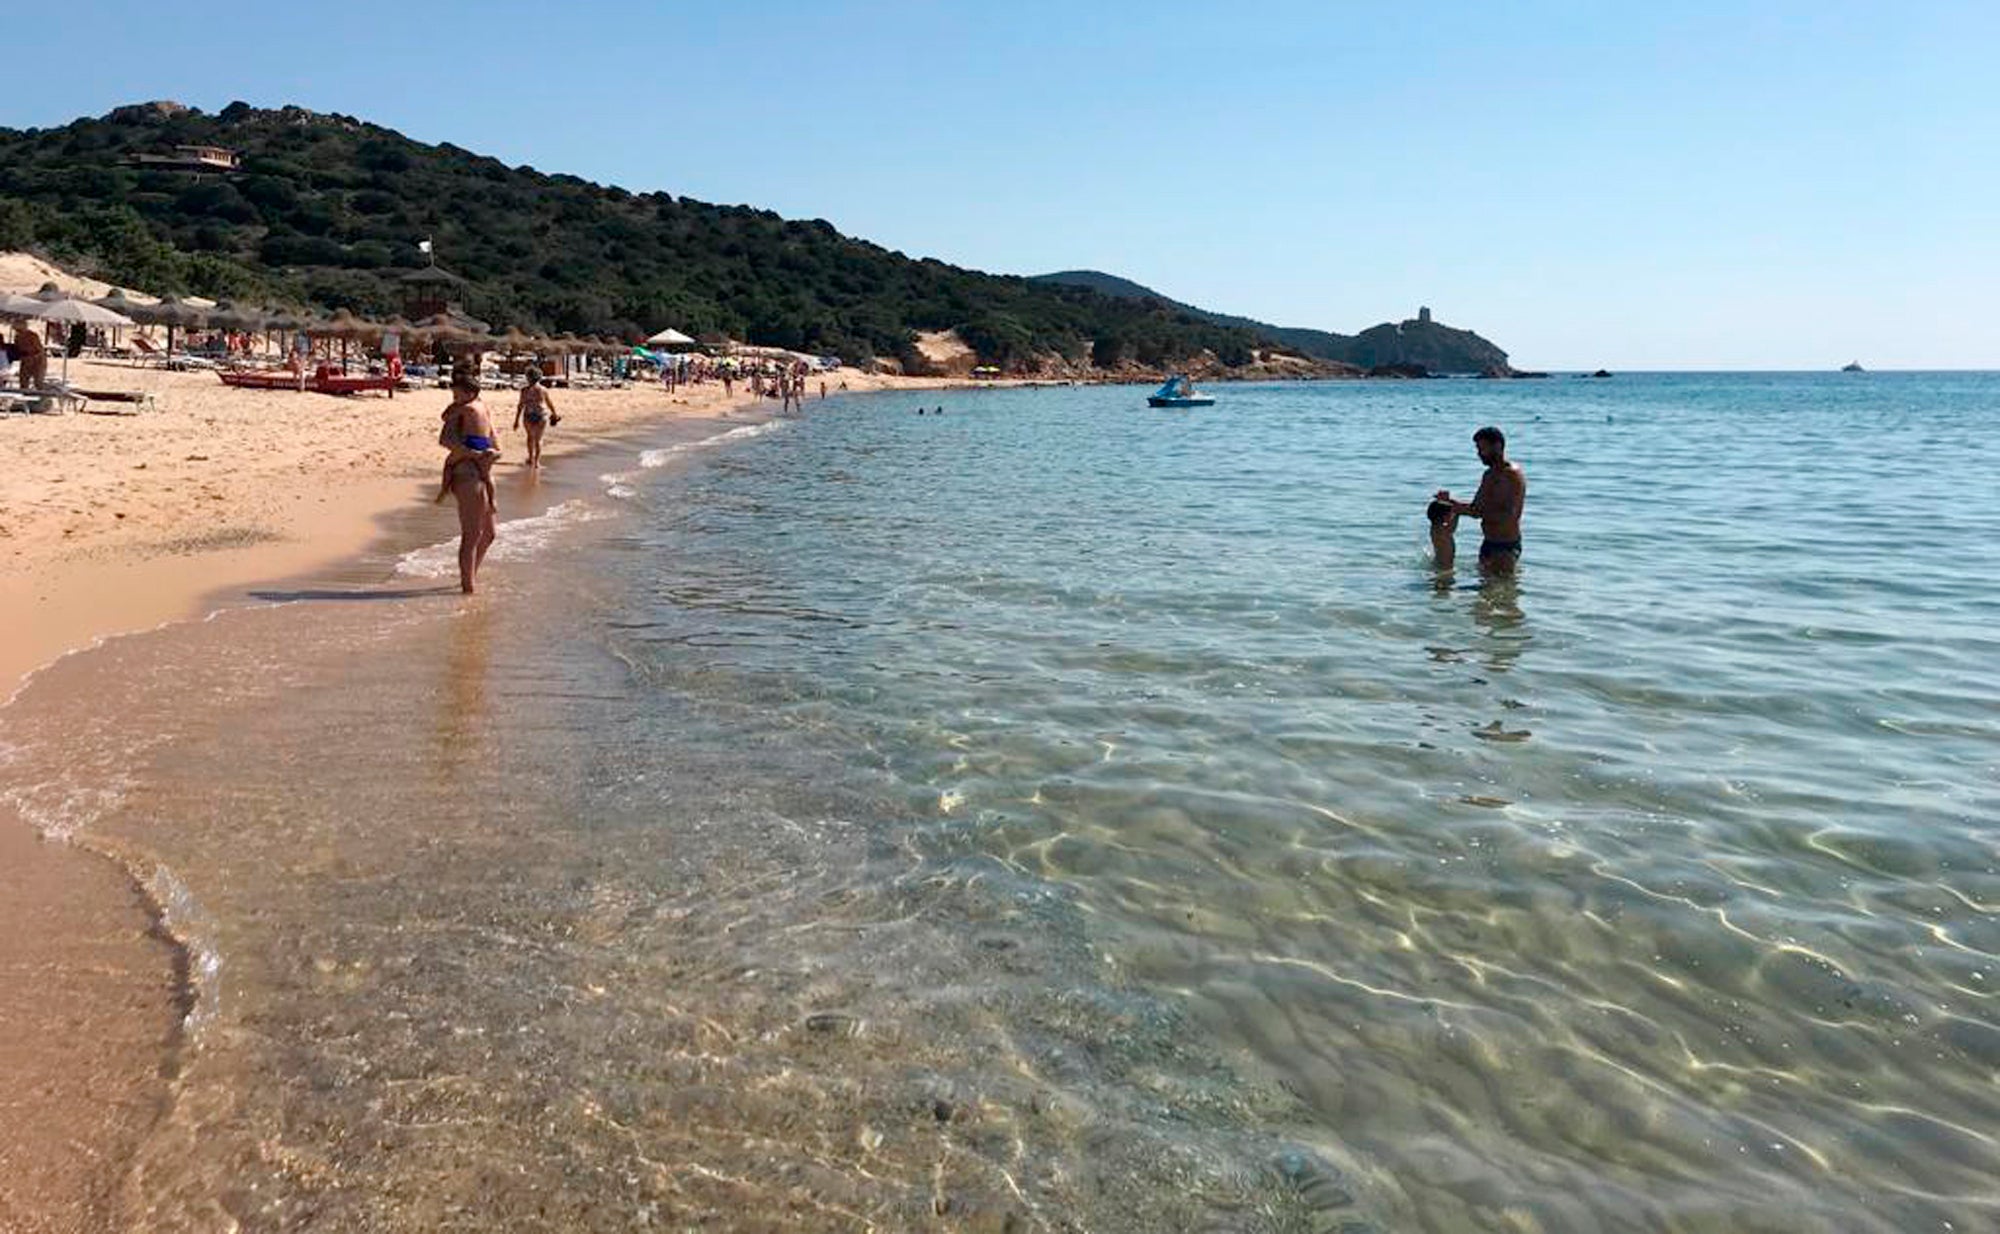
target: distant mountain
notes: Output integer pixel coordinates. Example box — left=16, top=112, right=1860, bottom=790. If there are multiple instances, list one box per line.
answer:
left=1032, top=270, right=1511, bottom=374
left=0, top=102, right=1271, bottom=372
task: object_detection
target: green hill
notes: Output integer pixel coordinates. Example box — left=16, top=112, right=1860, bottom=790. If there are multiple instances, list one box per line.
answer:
left=0, top=101, right=1272, bottom=371
left=1032, top=270, right=1511, bottom=373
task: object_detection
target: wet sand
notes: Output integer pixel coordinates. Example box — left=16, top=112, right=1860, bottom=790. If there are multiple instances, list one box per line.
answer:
left=0, top=361, right=942, bottom=1229
left=0, top=822, right=187, bottom=1234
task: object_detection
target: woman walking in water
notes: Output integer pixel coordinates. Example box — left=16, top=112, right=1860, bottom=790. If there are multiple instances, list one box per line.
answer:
left=438, top=368, right=499, bottom=594
left=513, top=366, right=557, bottom=468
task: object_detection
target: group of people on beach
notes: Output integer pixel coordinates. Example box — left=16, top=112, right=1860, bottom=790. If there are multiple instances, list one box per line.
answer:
left=748, top=364, right=821, bottom=413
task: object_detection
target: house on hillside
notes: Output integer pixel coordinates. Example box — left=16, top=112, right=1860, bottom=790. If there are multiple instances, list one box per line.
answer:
left=125, top=144, right=241, bottom=174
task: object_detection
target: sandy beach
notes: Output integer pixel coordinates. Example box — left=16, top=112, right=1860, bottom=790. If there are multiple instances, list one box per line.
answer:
left=0, top=354, right=942, bottom=1230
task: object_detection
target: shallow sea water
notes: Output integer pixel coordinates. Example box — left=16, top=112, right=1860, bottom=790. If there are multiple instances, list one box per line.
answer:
left=5, top=375, right=1999, bottom=1232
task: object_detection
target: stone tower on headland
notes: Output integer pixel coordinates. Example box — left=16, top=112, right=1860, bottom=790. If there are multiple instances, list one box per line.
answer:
left=1418, top=306, right=1432, bottom=324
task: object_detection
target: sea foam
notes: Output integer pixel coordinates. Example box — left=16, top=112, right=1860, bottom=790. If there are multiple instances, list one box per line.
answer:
left=639, top=419, right=781, bottom=469
left=394, top=499, right=611, bottom=578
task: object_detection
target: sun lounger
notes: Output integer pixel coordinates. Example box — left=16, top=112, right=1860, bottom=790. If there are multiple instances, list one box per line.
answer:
left=0, top=385, right=85, bottom=414
left=72, top=387, right=158, bottom=415
left=131, top=337, right=219, bottom=371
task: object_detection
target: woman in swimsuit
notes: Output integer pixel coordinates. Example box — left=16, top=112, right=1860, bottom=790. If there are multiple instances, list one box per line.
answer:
left=438, top=368, right=499, bottom=594
left=513, top=367, right=556, bottom=468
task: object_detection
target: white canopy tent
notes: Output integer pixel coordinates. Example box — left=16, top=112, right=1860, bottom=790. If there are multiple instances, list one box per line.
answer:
left=646, top=327, right=696, bottom=348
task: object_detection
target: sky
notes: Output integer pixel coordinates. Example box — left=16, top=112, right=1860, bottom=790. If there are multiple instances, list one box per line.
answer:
left=6, top=0, right=1994, bottom=368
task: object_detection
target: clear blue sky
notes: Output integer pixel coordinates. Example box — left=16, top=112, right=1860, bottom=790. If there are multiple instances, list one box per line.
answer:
left=8, top=1, right=1993, bottom=368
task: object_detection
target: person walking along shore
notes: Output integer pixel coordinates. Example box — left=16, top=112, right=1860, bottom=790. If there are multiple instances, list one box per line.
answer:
left=514, top=367, right=557, bottom=469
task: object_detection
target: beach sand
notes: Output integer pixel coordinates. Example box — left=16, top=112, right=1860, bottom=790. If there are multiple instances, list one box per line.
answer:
left=0, top=356, right=939, bottom=1229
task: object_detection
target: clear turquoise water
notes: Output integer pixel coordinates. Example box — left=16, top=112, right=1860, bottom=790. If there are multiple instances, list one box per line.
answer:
left=7, top=375, right=1998, bottom=1231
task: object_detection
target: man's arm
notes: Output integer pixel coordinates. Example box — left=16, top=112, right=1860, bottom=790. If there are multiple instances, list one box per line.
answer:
left=1450, top=472, right=1497, bottom=518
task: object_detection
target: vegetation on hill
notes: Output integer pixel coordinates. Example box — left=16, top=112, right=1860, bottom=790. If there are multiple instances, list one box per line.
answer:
left=0, top=102, right=1270, bottom=370
left=1032, top=270, right=1511, bottom=373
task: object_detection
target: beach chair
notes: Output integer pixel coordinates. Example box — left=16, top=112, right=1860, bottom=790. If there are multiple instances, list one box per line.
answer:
left=0, top=384, right=84, bottom=414
left=131, top=335, right=165, bottom=366
left=72, top=387, right=157, bottom=415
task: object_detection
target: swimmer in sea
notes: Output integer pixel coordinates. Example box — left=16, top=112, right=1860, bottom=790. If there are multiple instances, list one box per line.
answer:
left=1436, top=425, right=1526, bottom=576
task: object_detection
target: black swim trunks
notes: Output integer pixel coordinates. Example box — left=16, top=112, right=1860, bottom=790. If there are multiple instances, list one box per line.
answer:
left=1479, top=539, right=1522, bottom=561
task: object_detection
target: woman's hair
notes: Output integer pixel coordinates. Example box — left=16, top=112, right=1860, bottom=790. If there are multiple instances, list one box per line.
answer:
left=450, top=367, right=481, bottom=394
left=525, top=366, right=543, bottom=386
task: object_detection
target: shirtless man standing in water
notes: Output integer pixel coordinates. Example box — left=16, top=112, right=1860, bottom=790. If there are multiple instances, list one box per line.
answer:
left=1438, top=425, right=1526, bottom=575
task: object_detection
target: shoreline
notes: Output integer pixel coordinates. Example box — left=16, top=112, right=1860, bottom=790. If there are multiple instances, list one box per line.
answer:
left=0, top=364, right=941, bottom=1229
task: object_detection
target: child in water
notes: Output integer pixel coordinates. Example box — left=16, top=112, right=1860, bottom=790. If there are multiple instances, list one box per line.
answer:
left=1427, top=497, right=1459, bottom=568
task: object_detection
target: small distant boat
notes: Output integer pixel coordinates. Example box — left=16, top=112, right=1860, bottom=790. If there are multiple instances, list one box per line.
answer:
left=1841, top=361, right=1865, bottom=373
left=1147, top=374, right=1215, bottom=408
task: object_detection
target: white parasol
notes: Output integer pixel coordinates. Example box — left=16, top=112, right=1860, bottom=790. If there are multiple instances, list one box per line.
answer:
left=15, top=292, right=136, bottom=383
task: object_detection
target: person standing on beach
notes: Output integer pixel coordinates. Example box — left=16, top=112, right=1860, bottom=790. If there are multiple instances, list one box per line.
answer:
left=1437, top=425, right=1526, bottom=575
left=513, top=367, right=556, bottom=469
left=439, top=369, right=500, bottom=594
left=13, top=322, right=47, bottom=389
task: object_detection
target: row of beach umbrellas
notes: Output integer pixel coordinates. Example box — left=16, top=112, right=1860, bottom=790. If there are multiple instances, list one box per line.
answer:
left=2, top=282, right=641, bottom=359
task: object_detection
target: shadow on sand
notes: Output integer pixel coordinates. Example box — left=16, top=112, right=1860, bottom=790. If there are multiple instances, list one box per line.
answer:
left=247, top=586, right=463, bottom=603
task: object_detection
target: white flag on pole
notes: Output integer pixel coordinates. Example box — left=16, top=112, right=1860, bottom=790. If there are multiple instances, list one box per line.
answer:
left=418, top=238, right=433, bottom=255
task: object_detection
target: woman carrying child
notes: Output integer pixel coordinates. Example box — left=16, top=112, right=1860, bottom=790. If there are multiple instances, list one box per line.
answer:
left=437, top=368, right=500, bottom=594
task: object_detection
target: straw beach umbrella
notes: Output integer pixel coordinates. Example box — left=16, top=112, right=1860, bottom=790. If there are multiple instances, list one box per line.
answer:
left=131, top=295, right=208, bottom=363
left=317, top=309, right=381, bottom=367
left=206, top=300, right=258, bottom=331
left=413, top=312, right=477, bottom=340
left=92, top=289, right=141, bottom=354
left=261, top=306, right=308, bottom=363
left=205, top=301, right=266, bottom=360
left=318, top=308, right=380, bottom=340
left=91, top=288, right=142, bottom=317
